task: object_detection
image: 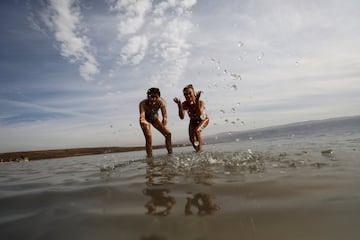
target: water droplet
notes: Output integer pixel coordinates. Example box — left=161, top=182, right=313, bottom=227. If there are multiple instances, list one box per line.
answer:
left=200, top=113, right=207, bottom=120
left=230, top=84, right=237, bottom=90
left=231, top=108, right=236, bottom=113
left=256, top=52, right=264, bottom=61
left=224, top=119, right=229, bottom=123
left=230, top=73, right=241, bottom=81
left=237, top=41, right=244, bottom=47
left=194, top=141, right=199, bottom=146
left=220, top=109, right=225, bottom=114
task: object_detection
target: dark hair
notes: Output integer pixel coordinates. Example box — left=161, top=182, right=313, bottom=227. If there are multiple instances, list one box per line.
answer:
left=147, top=88, right=160, bottom=97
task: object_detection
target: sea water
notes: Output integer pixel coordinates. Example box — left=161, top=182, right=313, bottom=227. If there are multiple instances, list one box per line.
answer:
left=1, top=118, right=360, bottom=240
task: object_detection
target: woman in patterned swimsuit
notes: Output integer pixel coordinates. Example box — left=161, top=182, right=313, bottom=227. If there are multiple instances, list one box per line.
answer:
left=139, top=88, right=172, bottom=158
left=173, top=84, right=209, bottom=152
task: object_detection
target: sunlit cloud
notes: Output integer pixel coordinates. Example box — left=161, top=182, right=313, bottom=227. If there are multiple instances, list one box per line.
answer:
left=109, top=0, right=197, bottom=86
left=40, top=0, right=99, bottom=81
left=119, top=35, right=148, bottom=65
left=109, top=0, right=151, bottom=37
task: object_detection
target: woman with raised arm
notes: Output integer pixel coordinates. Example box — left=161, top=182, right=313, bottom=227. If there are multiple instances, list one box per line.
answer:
left=173, top=84, right=209, bottom=152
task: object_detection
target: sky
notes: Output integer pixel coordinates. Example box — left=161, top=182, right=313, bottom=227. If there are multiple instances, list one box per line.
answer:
left=1, top=0, right=359, bottom=152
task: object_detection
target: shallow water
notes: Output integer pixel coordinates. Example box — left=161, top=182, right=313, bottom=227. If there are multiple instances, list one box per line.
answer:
left=1, top=130, right=360, bottom=240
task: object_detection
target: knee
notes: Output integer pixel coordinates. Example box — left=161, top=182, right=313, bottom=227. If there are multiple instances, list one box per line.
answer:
left=165, top=131, right=171, bottom=139
left=195, top=128, right=202, bottom=135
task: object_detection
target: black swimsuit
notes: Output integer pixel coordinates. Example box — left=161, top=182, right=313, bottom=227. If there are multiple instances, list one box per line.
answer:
left=188, top=108, right=203, bottom=127
left=145, top=103, right=161, bottom=123
left=190, top=118, right=202, bottom=127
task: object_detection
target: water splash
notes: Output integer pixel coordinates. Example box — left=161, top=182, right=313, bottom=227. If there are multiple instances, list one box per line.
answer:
left=256, top=52, right=264, bottom=61
left=230, top=73, right=241, bottom=81
left=211, top=58, right=221, bottom=70
left=200, top=113, right=207, bottom=120
left=230, top=84, right=237, bottom=90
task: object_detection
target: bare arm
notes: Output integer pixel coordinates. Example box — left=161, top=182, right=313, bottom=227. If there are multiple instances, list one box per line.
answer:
left=173, top=97, right=185, bottom=119
left=139, top=100, right=148, bottom=124
left=159, top=99, right=168, bottom=125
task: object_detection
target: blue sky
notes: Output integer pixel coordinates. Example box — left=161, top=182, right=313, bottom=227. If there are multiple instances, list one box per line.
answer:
left=1, top=0, right=359, bottom=152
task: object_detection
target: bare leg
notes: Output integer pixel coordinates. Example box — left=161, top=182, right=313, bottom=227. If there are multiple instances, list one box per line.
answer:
left=193, top=118, right=209, bottom=152
left=140, top=122, right=152, bottom=157
left=188, top=124, right=198, bottom=151
left=152, top=119, right=173, bottom=154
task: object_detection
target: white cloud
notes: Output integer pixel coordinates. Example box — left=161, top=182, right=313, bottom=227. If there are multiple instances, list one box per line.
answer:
left=41, top=0, right=99, bottom=81
left=109, top=0, right=197, bottom=86
left=109, top=0, right=151, bottom=37
left=119, top=35, right=148, bottom=65
left=154, top=18, right=192, bottom=60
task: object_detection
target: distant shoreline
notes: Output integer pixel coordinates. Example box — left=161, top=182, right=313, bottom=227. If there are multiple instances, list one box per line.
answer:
left=0, top=144, right=188, bottom=162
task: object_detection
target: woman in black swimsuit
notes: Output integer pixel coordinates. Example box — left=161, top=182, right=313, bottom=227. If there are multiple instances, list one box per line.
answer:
left=173, top=84, right=209, bottom=152
left=139, top=88, right=172, bottom=158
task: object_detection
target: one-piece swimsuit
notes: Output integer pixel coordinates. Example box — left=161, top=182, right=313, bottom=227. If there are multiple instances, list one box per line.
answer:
left=145, top=103, right=161, bottom=123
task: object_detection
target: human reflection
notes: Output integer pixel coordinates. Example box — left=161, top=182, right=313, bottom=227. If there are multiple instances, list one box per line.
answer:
left=145, top=158, right=174, bottom=186
left=143, top=158, right=220, bottom=216
left=185, top=192, right=220, bottom=216
left=143, top=188, right=176, bottom=216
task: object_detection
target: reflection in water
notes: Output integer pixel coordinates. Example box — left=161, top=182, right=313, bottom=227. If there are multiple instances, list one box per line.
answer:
left=143, top=188, right=176, bottom=216
left=143, top=157, right=220, bottom=217
left=145, top=158, right=174, bottom=186
left=185, top=192, right=220, bottom=216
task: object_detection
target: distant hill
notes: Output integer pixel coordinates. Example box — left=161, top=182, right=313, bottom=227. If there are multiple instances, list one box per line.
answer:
left=204, top=115, right=360, bottom=144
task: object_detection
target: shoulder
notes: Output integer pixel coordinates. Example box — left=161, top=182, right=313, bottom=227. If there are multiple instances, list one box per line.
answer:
left=158, top=98, right=166, bottom=107
left=139, top=99, right=148, bottom=106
